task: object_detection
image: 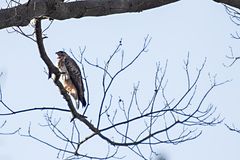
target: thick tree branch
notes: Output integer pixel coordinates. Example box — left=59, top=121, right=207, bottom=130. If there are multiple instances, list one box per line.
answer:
left=1, top=0, right=240, bottom=30
left=213, top=0, right=240, bottom=9
left=35, top=19, right=59, bottom=79
left=0, top=0, right=178, bottom=29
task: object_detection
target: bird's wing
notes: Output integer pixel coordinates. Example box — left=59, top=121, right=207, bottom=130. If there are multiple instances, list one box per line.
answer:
left=64, top=56, right=86, bottom=107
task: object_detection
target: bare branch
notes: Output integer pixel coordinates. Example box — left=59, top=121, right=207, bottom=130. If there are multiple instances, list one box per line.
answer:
left=0, top=84, right=14, bottom=113
left=223, top=46, right=240, bottom=67
left=0, top=19, right=227, bottom=159
left=0, top=107, right=70, bottom=116
left=183, top=52, right=191, bottom=89
left=0, top=120, right=21, bottom=135
left=225, top=123, right=240, bottom=134
left=96, top=35, right=151, bottom=129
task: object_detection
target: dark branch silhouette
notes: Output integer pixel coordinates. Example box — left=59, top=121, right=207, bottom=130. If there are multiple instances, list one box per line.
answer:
left=223, top=47, right=240, bottom=67
left=0, top=0, right=179, bottom=29
left=222, top=2, right=240, bottom=140
left=0, top=19, right=227, bottom=158
left=225, top=123, right=240, bottom=134
left=0, top=2, right=232, bottom=158
left=1, top=0, right=240, bottom=30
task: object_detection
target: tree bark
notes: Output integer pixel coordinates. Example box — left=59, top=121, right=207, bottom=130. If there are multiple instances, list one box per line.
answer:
left=0, top=0, right=179, bottom=29
left=0, top=0, right=240, bottom=30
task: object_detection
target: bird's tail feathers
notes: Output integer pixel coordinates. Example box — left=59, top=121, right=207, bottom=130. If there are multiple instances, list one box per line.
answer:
left=79, top=97, right=86, bottom=108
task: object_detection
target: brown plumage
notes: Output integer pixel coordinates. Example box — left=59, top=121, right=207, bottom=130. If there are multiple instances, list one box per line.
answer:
left=56, top=51, right=86, bottom=108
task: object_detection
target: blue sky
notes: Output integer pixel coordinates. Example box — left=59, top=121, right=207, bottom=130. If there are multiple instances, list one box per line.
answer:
left=0, top=0, right=240, bottom=160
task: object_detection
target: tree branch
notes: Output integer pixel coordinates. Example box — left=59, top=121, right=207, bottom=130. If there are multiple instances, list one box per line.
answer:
left=34, top=17, right=122, bottom=149
left=213, top=0, right=240, bottom=10
left=0, top=107, right=70, bottom=116
left=35, top=18, right=88, bottom=121
left=225, top=123, right=240, bottom=134
left=2, top=0, right=240, bottom=30
left=0, top=0, right=179, bottom=29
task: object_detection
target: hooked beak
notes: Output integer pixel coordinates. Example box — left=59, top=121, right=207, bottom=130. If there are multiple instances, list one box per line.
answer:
left=56, top=51, right=62, bottom=59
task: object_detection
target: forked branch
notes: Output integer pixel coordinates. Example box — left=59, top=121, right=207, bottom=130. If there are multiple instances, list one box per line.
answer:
left=0, top=19, right=227, bottom=160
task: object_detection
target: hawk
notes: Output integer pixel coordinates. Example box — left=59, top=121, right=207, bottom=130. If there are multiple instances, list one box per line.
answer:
left=56, top=51, right=86, bottom=108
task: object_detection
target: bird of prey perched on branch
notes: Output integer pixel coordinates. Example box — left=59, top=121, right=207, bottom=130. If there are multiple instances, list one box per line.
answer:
left=56, top=51, right=86, bottom=108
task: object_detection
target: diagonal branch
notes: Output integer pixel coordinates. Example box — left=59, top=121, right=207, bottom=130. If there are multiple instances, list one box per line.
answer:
left=35, top=18, right=86, bottom=120
left=225, top=123, right=240, bottom=133
left=34, top=17, right=124, bottom=147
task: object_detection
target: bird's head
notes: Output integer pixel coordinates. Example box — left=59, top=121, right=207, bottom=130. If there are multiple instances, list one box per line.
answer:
left=56, top=51, right=68, bottom=60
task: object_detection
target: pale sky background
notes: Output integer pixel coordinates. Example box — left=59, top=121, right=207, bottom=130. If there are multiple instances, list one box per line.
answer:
left=0, top=0, right=240, bottom=160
